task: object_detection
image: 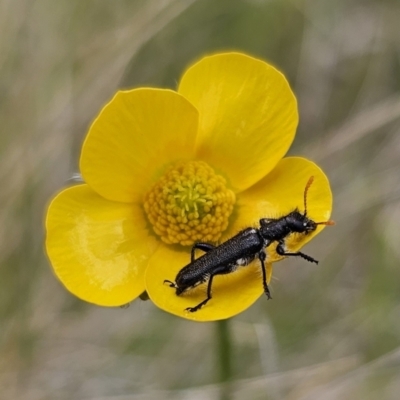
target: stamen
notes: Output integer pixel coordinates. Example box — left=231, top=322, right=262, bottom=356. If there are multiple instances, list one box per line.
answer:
left=143, top=161, right=236, bottom=246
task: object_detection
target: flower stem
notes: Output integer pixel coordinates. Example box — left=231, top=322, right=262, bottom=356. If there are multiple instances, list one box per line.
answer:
left=216, top=319, right=232, bottom=400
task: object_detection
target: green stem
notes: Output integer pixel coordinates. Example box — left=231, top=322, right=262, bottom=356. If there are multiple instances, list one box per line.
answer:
left=216, top=319, right=232, bottom=400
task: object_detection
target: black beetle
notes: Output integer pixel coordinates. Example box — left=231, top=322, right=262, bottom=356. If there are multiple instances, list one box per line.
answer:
left=164, top=176, right=334, bottom=312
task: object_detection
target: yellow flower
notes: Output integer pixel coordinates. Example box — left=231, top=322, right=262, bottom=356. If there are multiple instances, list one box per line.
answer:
left=45, top=52, right=332, bottom=322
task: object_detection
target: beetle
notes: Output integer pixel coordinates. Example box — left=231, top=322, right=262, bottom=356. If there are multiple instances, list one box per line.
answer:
left=164, top=176, right=334, bottom=312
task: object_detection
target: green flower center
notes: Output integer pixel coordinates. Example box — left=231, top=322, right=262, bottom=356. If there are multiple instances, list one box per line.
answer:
left=144, top=161, right=236, bottom=246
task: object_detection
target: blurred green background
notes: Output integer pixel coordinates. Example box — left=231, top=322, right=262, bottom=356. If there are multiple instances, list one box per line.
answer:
left=1, top=0, right=400, bottom=399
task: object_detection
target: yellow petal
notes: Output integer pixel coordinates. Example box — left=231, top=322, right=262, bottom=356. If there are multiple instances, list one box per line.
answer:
left=145, top=245, right=273, bottom=321
left=226, top=157, right=333, bottom=262
left=179, top=52, right=298, bottom=192
left=80, top=89, right=199, bottom=203
left=45, top=185, right=159, bottom=306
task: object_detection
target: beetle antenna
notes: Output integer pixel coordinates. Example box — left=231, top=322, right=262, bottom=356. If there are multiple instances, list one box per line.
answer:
left=316, top=220, right=335, bottom=226
left=303, top=176, right=314, bottom=216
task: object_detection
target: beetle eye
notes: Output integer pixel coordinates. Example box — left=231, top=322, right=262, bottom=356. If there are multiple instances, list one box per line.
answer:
left=303, top=222, right=307, bottom=227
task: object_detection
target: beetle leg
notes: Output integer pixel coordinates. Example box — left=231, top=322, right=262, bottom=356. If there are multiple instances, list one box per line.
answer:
left=185, top=266, right=226, bottom=313
left=259, top=250, right=272, bottom=299
left=163, top=279, right=177, bottom=288
left=276, top=240, right=318, bottom=264
left=191, top=242, right=215, bottom=262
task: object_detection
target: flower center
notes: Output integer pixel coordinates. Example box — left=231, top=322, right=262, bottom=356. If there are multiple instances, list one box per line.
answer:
left=144, top=161, right=236, bottom=246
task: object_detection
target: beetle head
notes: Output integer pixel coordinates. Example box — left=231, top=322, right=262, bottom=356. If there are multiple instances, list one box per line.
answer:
left=286, top=210, right=318, bottom=234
